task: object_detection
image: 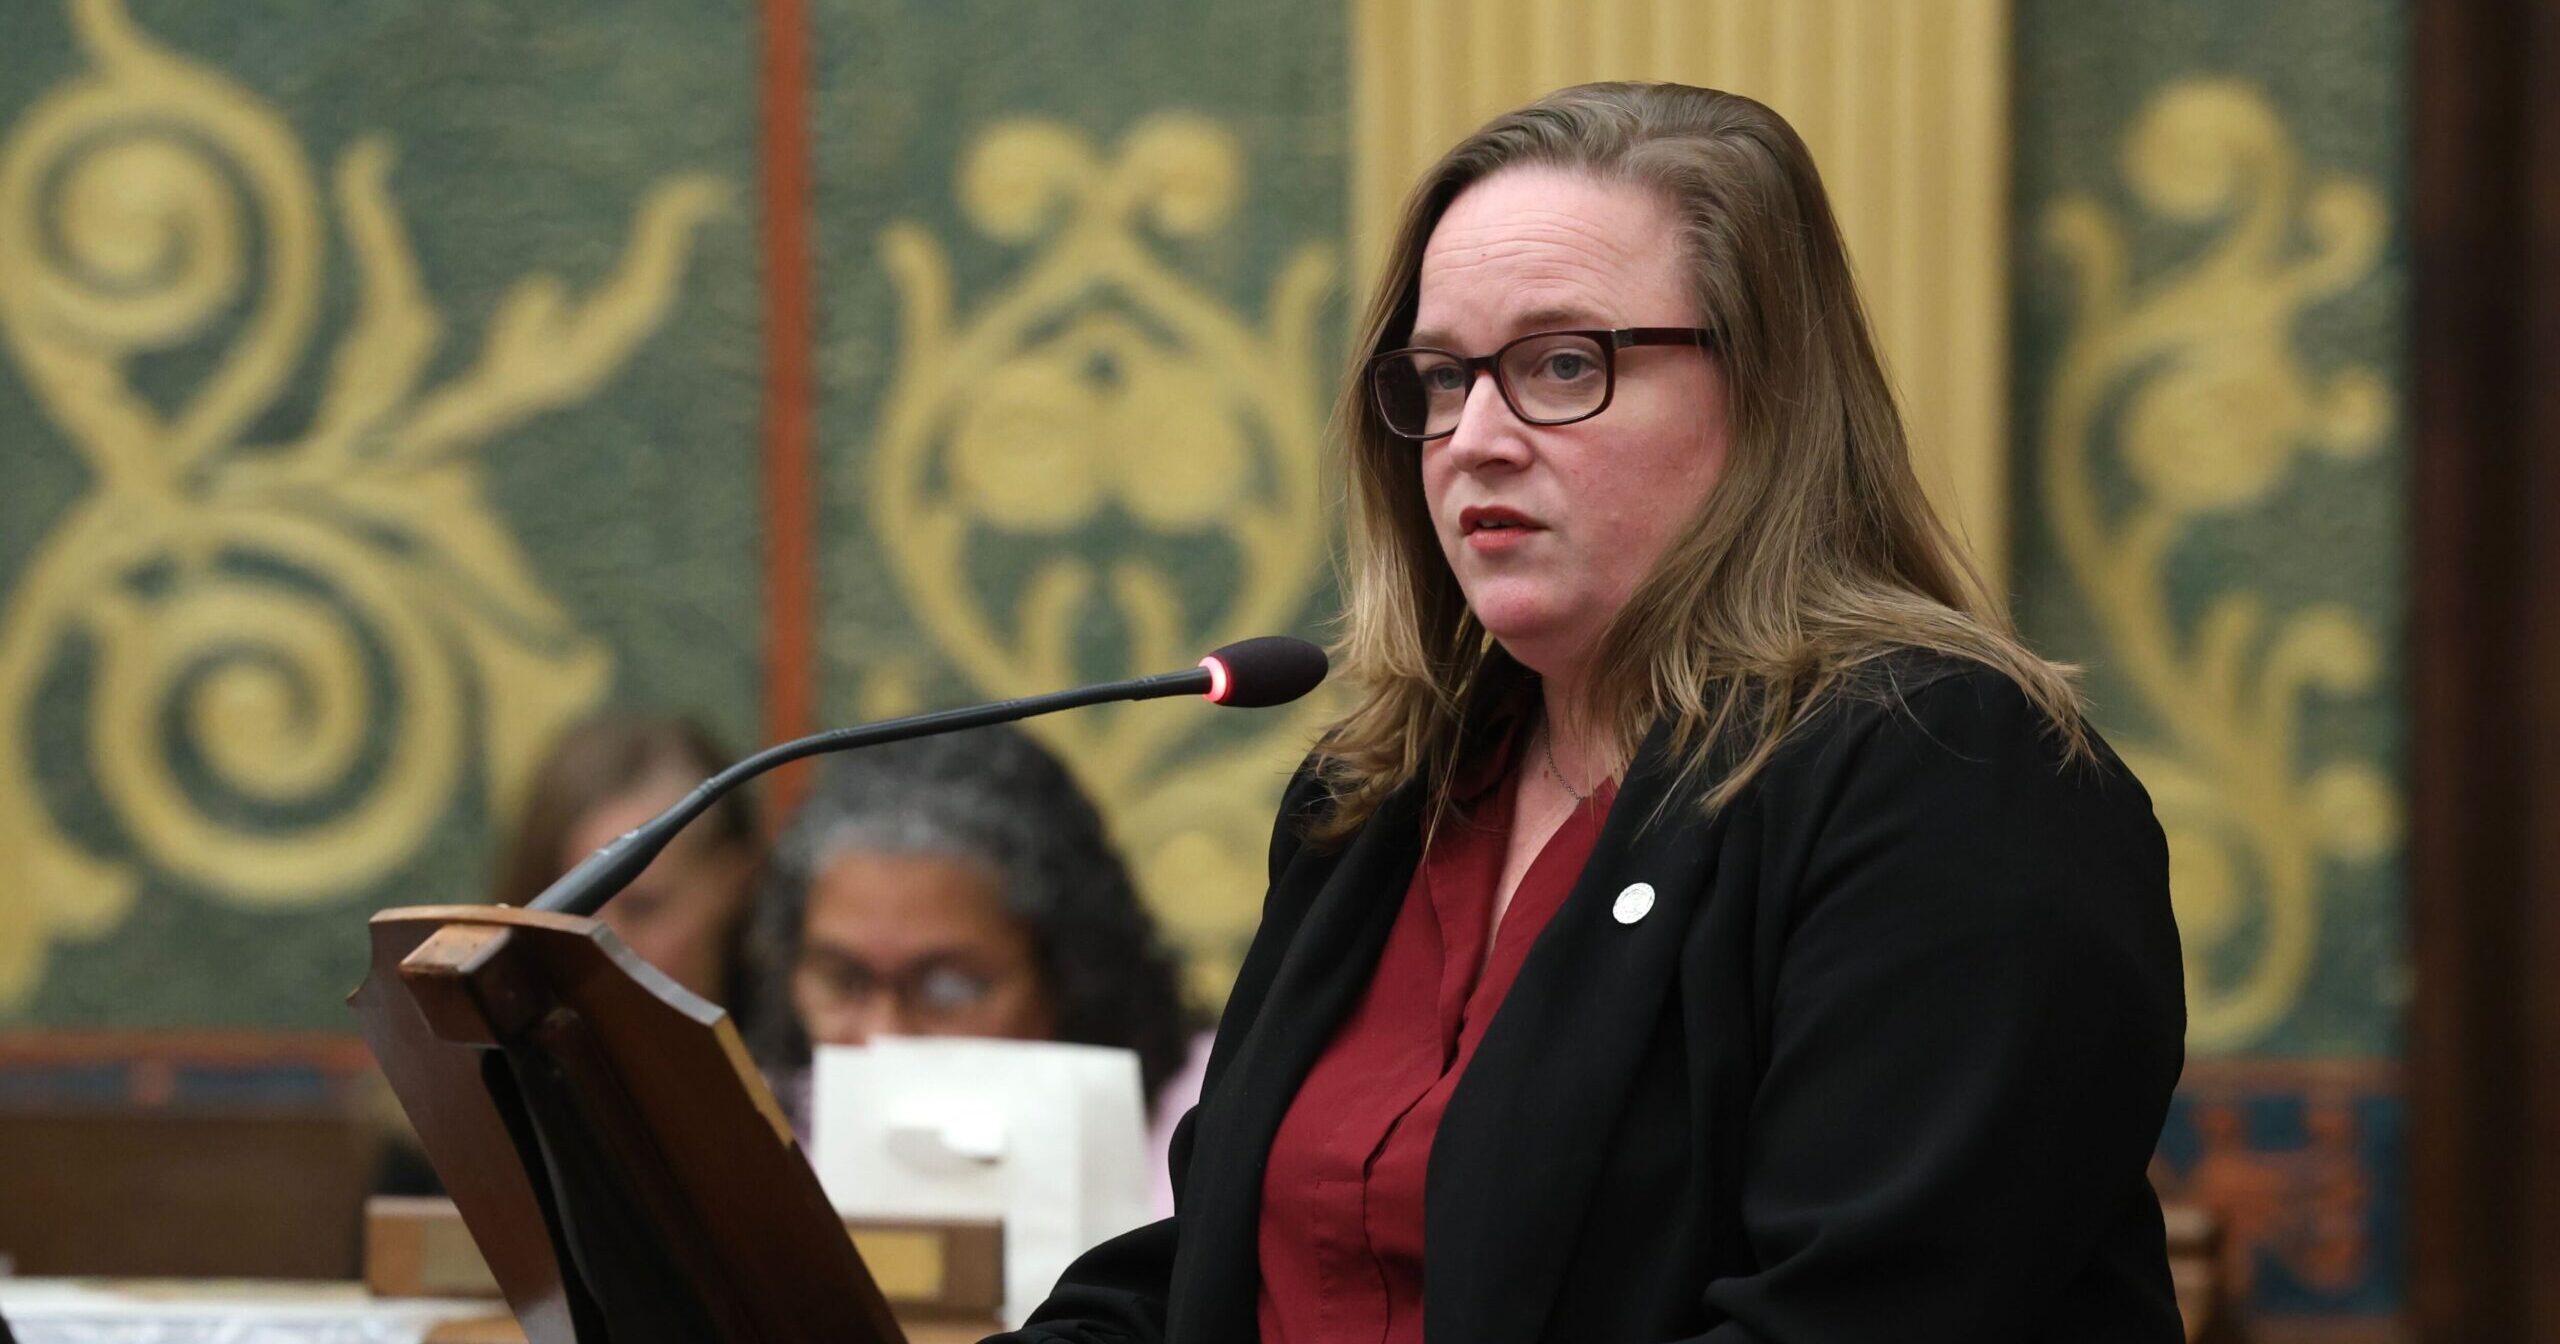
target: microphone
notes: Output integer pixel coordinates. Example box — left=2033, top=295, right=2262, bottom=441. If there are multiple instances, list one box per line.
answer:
left=526, top=635, right=1328, bottom=919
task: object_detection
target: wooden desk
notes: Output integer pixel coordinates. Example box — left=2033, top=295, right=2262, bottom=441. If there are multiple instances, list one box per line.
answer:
left=365, top=1197, right=1003, bottom=1334
left=0, top=1030, right=385, bottom=1282
left=0, top=1279, right=492, bottom=1340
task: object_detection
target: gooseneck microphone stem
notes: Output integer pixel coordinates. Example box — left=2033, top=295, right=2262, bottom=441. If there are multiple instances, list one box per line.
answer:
left=528, top=666, right=1213, bottom=919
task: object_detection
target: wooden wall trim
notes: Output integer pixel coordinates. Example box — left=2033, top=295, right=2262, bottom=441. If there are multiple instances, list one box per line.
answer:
left=2408, top=0, right=2560, bottom=1339
left=759, top=0, right=818, bottom=793
left=0, top=1029, right=375, bottom=1071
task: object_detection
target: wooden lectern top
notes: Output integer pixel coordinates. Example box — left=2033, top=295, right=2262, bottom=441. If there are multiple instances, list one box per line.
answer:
left=351, top=905, right=911, bottom=1344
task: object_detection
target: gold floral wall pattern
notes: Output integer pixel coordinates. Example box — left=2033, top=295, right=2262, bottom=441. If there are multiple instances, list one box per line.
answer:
left=2038, top=79, right=2398, bottom=1051
left=869, top=115, right=1337, bottom=998
left=0, top=0, right=722, bottom=1006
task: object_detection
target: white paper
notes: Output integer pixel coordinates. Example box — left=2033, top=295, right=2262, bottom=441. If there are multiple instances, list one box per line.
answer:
left=808, top=1037, right=1152, bottom=1328
left=0, top=1278, right=494, bottom=1344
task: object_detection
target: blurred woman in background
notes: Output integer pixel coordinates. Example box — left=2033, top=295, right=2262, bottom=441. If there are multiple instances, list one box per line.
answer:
left=377, top=709, right=765, bottom=1198
left=492, top=711, right=762, bottom=1005
left=743, top=724, right=1203, bottom=1213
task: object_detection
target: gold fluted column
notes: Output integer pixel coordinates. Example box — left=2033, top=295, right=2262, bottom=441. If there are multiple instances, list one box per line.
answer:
left=1353, top=0, right=2013, bottom=576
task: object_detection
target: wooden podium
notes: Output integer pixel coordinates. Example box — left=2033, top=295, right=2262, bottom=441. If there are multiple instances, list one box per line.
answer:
left=350, top=905, right=911, bottom=1344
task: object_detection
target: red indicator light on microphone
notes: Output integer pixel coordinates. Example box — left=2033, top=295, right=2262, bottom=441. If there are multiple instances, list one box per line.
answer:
left=1194, top=636, right=1325, bottom=708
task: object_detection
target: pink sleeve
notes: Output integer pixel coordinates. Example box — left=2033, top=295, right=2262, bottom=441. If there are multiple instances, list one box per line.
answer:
left=1144, top=1031, right=1215, bottom=1218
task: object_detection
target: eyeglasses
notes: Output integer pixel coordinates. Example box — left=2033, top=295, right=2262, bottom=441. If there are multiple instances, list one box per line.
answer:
left=1367, top=327, right=1715, bottom=441
left=795, top=950, right=1010, bottom=1024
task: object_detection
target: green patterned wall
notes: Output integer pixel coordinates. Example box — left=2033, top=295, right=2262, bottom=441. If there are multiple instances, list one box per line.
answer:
left=2011, top=0, right=2408, bottom=1324
left=0, top=0, right=1351, bottom=1027
left=806, top=0, right=1350, bottom=1004
left=0, top=0, right=763, bottom=1026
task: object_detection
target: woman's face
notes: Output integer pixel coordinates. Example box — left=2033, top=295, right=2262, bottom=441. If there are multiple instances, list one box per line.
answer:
left=575, top=776, right=755, bottom=1001
left=1412, top=166, right=1731, bottom=683
left=791, top=849, right=1056, bottom=1049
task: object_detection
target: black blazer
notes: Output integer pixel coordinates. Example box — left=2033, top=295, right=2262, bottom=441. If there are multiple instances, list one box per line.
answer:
left=1000, top=658, right=2187, bottom=1343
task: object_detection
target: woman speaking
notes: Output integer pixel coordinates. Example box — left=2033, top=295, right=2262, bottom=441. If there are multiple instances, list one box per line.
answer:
left=996, top=82, right=2185, bottom=1344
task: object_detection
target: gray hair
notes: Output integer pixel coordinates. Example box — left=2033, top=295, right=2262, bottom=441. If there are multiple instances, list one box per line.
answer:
left=741, top=724, right=1195, bottom=1104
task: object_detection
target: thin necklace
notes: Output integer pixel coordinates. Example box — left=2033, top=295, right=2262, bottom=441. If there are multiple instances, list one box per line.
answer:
left=1540, top=715, right=1587, bottom=805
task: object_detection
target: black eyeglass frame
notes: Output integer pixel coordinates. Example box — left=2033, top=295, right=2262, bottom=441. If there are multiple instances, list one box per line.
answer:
left=1366, top=326, right=1716, bottom=441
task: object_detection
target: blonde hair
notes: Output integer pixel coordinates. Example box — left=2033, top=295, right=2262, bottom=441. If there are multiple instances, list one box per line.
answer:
left=1317, top=81, right=2085, bottom=839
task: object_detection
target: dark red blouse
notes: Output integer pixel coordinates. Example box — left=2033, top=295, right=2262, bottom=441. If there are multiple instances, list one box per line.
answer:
left=1254, top=740, right=1616, bottom=1344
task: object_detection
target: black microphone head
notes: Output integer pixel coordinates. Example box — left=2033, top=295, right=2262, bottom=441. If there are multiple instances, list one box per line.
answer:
left=1199, top=635, right=1329, bottom=709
